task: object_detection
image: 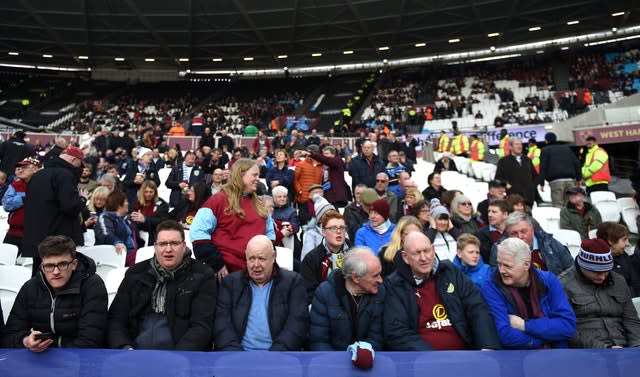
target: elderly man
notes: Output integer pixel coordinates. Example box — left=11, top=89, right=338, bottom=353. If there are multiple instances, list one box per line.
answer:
left=384, top=231, right=501, bottom=350
left=482, top=238, right=576, bottom=349
left=490, top=212, right=573, bottom=276
left=348, top=140, right=385, bottom=192
left=2, top=235, right=107, bottom=350
left=560, top=186, right=602, bottom=240
left=374, top=172, right=399, bottom=221
left=495, top=137, right=538, bottom=207
left=559, top=238, right=640, bottom=348
left=309, top=247, right=385, bottom=351
left=108, top=220, right=216, bottom=351
left=215, top=235, right=309, bottom=351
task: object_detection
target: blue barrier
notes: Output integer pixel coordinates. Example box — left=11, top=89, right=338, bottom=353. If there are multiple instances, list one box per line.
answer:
left=0, top=348, right=638, bottom=377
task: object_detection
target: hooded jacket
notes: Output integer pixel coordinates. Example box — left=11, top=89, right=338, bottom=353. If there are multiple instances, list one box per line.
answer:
left=1, top=252, right=108, bottom=348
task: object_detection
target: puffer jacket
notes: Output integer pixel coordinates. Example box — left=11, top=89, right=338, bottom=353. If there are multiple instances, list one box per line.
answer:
left=1, top=252, right=108, bottom=348
left=559, top=265, right=640, bottom=348
left=383, top=253, right=501, bottom=350
left=354, top=221, right=396, bottom=255
left=453, top=256, right=491, bottom=288
left=309, top=270, right=385, bottom=351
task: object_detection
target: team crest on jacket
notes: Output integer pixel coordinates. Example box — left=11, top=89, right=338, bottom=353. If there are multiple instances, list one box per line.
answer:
left=446, top=283, right=455, bottom=293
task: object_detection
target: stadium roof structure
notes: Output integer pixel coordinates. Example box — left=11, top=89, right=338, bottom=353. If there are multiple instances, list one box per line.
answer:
left=0, top=0, right=637, bottom=72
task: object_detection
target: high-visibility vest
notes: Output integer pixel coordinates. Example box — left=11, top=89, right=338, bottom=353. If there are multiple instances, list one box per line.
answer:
left=470, top=139, right=485, bottom=161
left=426, top=107, right=433, bottom=121
left=582, top=145, right=610, bottom=186
left=451, top=134, right=469, bottom=155
left=528, top=145, right=541, bottom=174
left=498, top=134, right=510, bottom=157
left=438, top=134, right=450, bottom=152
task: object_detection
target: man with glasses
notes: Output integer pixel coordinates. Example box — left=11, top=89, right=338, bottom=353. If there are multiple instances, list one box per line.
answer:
left=108, top=220, right=216, bottom=351
left=2, top=235, right=108, bottom=351
left=374, top=172, right=398, bottom=221
left=23, top=146, right=88, bottom=276
left=301, top=212, right=351, bottom=303
left=384, top=231, right=500, bottom=350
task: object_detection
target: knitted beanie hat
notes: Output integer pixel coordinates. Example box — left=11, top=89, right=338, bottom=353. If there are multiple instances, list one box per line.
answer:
left=430, top=198, right=449, bottom=219
left=577, top=238, right=613, bottom=272
left=314, top=195, right=336, bottom=222
left=370, top=199, right=390, bottom=220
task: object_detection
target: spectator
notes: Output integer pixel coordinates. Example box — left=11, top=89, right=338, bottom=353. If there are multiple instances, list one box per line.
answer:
left=164, top=150, right=205, bottom=208
left=539, top=132, right=581, bottom=207
left=130, top=180, right=170, bottom=246
left=348, top=141, right=385, bottom=192
left=355, top=199, right=396, bottom=255
left=214, top=235, right=309, bottom=351
left=190, top=159, right=274, bottom=279
left=309, top=247, right=385, bottom=351
left=95, top=190, right=140, bottom=267
left=0, top=130, right=33, bottom=178
left=252, top=130, right=272, bottom=155
left=481, top=237, right=576, bottom=349
left=425, top=199, right=461, bottom=262
left=411, top=200, right=432, bottom=232
left=169, top=181, right=211, bottom=230
left=301, top=211, right=350, bottom=303
left=384, top=232, right=501, bottom=350
left=2, top=157, right=41, bottom=255
left=559, top=238, right=640, bottom=348
left=167, top=122, right=186, bottom=136
left=87, top=186, right=110, bottom=216
left=397, top=187, right=423, bottom=220
left=475, top=200, right=510, bottom=264
left=301, top=193, right=338, bottom=259
left=453, top=234, right=490, bottom=289
left=374, top=172, right=399, bottom=221
left=217, top=128, right=234, bottom=152
left=271, top=185, right=300, bottom=260
left=450, top=194, right=483, bottom=234
left=303, top=145, right=349, bottom=208
left=422, top=171, right=448, bottom=202
left=122, top=147, right=160, bottom=211
left=2, top=235, right=107, bottom=350
left=293, top=145, right=324, bottom=224
left=559, top=187, right=602, bottom=240
left=490, top=212, right=573, bottom=276
left=596, top=222, right=640, bottom=297
left=434, top=152, right=458, bottom=172
left=343, top=186, right=376, bottom=242
left=77, top=163, right=99, bottom=195
left=108, top=220, right=216, bottom=351
left=399, top=133, right=419, bottom=164
left=265, top=149, right=294, bottom=201
left=378, top=216, right=423, bottom=278
left=23, top=146, right=87, bottom=276
left=477, top=179, right=507, bottom=225
left=495, top=137, right=538, bottom=207
left=385, top=150, right=408, bottom=197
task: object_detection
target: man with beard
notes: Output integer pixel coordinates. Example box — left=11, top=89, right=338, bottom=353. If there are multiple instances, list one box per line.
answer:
left=23, top=146, right=87, bottom=275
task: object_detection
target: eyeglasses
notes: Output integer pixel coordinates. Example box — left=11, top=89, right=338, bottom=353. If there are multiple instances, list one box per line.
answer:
left=41, top=260, right=75, bottom=273
left=155, top=240, right=184, bottom=249
left=376, top=179, right=388, bottom=183
left=324, top=226, right=347, bottom=233
left=459, top=202, right=473, bottom=206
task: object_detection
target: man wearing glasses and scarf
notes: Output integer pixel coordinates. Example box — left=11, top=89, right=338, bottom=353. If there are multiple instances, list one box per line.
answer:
left=108, top=220, right=216, bottom=351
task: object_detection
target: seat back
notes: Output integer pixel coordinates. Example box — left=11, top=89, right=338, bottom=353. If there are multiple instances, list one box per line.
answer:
left=79, top=245, right=125, bottom=281
left=553, top=229, right=582, bottom=259
left=0, top=265, right=31, bottom=298
left=105, top=267, right=128, bottom=308
left=0, top=243, right=19, bottom=265
left=275, top=246, right=294, bottom=271
left=590, top=191, right=616, bottom=206
left=531, top=207, right=561, bottom=233
left=595, top=201, right=621, bottom=223
left=135, top=246, right=156, bottom=264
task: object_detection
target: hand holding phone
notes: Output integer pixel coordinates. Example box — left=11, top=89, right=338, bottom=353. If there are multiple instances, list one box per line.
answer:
left=34, top=332, right=55, bottom=341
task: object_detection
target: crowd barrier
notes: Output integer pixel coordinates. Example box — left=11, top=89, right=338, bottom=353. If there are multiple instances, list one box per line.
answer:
left=0, top=348, right=638, bottom=377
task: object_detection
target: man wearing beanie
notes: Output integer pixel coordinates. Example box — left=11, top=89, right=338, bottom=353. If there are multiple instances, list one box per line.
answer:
left=539, top=132, right=581, bottom=208
left=559, top=238, right=640, bottom=348
left=354, top=199, right=396, bottom=255
left=301, top=193, right=337, bottom=260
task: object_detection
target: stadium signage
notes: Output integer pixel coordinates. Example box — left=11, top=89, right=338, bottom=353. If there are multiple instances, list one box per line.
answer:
left=418, top=125, right=547, bottom=146
left=573, top=124, right=640, bottom=145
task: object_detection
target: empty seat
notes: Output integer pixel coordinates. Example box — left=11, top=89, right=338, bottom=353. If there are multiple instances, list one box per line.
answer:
left=0, top=265, right=31, bottom=299
left=590, top=191, right=616, bottom=206
left=275, top=246, right=294, bottom=271
left=0, top=243, right=19, bottom=266
left=595, top=201, right=621, bottom=223
left=531, top=207, right=561, bottom=234
left=105, top=267, right=128, bottom=308
left=621, top=207, right=640, bottom=234
left=553, top=229, right=582, bottom=259
left=134, top=246, right=156, bottom=264
left=78, top=245, right=126, bottom=281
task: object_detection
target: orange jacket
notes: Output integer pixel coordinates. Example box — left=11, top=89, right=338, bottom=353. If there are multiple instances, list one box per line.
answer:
left=294, top=158, right=324, bottom=203
left=168, top=124, right=186, bottom=136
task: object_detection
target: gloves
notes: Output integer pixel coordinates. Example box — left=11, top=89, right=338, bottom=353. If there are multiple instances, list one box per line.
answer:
left=347, top=341, right=374, bottom=370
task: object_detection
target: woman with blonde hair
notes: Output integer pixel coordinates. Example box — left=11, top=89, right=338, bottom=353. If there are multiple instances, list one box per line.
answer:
left=87, top=186, right=110, bottom=215
left=450, top=194, right=483, bottom=233
left=377, top=216, right=423, bottom=277
left=130, top=180, right=170, bottom=245
left=190, top=158, right=274, bottom=281
left=397, top=187, right=424, bottom=219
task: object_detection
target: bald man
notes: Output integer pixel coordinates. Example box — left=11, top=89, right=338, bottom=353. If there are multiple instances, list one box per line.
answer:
left=383, top=232, right=500, bottom=351
left=214, top=235, right=309, bottom=351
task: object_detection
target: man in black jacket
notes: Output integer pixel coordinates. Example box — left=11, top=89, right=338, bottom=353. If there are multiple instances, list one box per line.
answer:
left=108, top=220, right=216, bottom=351
left=2, top=235, right=107, bottom=351
left=539, top=132, right=581, bottom=208
left=164, top=150, right=205, bottom=208
left=0, top=130, right=33, bottom=178
left=22, top=146, right=86, bottom=276
left=495, top=137, right=537, bottom=207
left=383, top=231, right=501, bottom=350
left=215, top=235, right=309, bottom=351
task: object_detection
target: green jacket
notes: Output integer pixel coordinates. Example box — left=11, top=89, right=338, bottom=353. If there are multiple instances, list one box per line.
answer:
left=559, top=201, right=602, bottom=240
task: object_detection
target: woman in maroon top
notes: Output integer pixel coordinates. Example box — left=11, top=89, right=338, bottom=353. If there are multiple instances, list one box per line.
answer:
left=130, top=180, right=170, bottom=245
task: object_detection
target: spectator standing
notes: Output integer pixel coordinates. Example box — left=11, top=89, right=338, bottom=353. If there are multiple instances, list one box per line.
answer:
left=122, top=147, right=160, bottom=211
left=95, top=191, right=140, bottom=267
left=130, top=180, right=170, bottom=246
left=539, top=132, right=581, bottom=207
left=294, top=145, right=324, bottom=223
left=348, top=141, right=385, bottom=192
left=495, top=137, right=538, bottom=207
left=302, top=145, right=349, bottom=208
left=164, top=151, right=205, bottom=208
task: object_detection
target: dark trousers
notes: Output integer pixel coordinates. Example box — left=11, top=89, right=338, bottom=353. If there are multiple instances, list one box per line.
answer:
left=586, top=184, right=609, bottom=195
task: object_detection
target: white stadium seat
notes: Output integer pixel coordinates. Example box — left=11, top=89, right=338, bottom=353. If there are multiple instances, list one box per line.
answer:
left=0, top=243, right=19, bottom=266
left=79, top=245, right=126, bottom=281
left=553, top=229, right=582, bottom=259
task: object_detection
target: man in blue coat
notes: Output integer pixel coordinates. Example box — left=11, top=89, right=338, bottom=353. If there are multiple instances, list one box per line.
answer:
left=482, top=237, right=576, bottom=349
left=348, top=141, right=385, bottom=193
left=383, top=231, right=501, bottom=350
left=309, top=247, right=385, bottom=351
